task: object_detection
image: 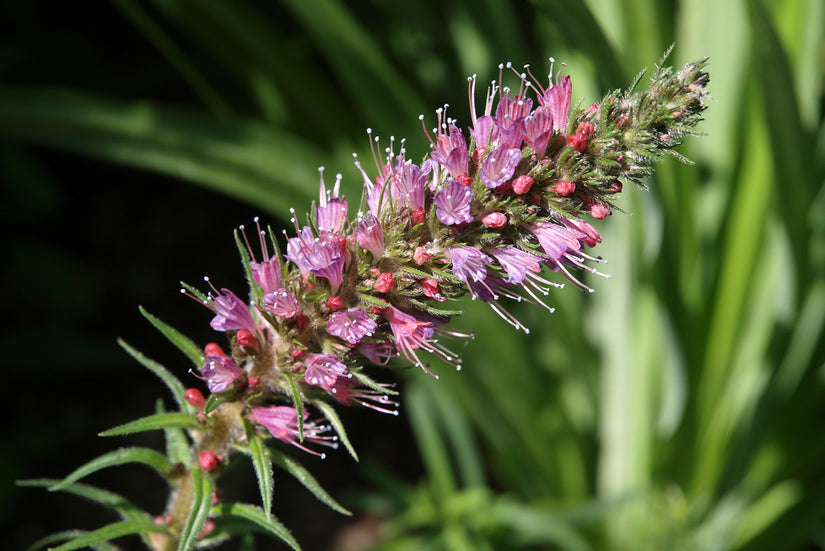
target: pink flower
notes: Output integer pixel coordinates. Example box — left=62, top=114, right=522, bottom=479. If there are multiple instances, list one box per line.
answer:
left=487, top=247, right=542, bottom=285
left=286, top=226, right=345, bottom=292
left=304, top=353, right=349, bottom=394
left=481, top=212, right=507, bottom=228
left=479, top=145, right=521, bottom=189
left=327, top=308, right=377, bottom=344
left=435, top=180, right=474, bottom=225
left=315, top=169, right=349, bottom=234
left=261, top=289, right=300, bottom=318
left=354, top=213, right=385, bottom=257
left=447, top=246, right=492, bottom=283
left=208, top=288, right=257, bottom=333
left=382, top=306, right=438, bottom=373
left=201, top=355, right=247, bottom=394
left=537, top=74, right=572, bottom=135
left=247, top=406, right=338, bottom=458
left=522, top=106, right=554, bottom=154
left=429, top=123, right=469, bottom=179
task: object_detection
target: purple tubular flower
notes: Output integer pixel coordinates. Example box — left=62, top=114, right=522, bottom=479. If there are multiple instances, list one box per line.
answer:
left=331, top=378, right=399, bottom=415
left=327, top=307, right=378, bottom=344
left=479, top=145, right=522, bottom=189
left=357, top=341, right=395, bottom=365
left=493, top=94, right=532, bottom=148
left=447, top=246, right=493, bottom=283
left=487, top=247, right=543, bottom=284
left=247, top=405, right=338, bottom=458
left=286, top=226, right=345, bottom=291
left=304, top=353, right=349, bottom=395
left=354, top=213, right=385, bottom=258
left=209, top=288, right=258, bottom=333
left=251, top=259, right=281, bottom=296
left=531, top=221, right=608, bottom=291
left=435, top=180, right=474, bottom=225
left=201, top=355, right=247, bottom=393
left=261, top=289, right=300, bottom=318
left=471, top=115, right=495, bottom=150
left=382, top=306, right=437, bottom=372
left=538, top=75, right=572, bottom=135
left=430, top=124, right=469, bottom=178
left=316, top=169, right=349, bottom=233
left=392, top=157, right=431, bottom=211
left=522, top=105, right=555, bottom=155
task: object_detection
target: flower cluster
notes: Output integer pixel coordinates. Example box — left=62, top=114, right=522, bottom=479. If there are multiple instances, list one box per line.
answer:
left=181, top=56, right=709, bottom=460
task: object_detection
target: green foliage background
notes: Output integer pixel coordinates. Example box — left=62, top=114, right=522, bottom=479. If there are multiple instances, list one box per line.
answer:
left=2, top=0, right=824, bottom=550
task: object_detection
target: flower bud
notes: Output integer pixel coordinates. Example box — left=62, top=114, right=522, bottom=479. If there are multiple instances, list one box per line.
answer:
left=576, top=122, right=595, bottom=136
left=481, top=212, right=507, bottom=228
left=411, top=206, right=426, bottom=226
left=184, top=388, right=207, bottom=411
left=414, top=246, right=433, bottom=265
left=512, top=175, right=534, bottom=195
left=553, top=180, right=576, bottom=196
left=199, top=450, right=219, bottom=472
left=589, top=203, right=611, bottom=219
left=236, top=328, right=260, bottom=355
left=567, top=132, right=589, bottom=152
left=198, top=519, right=216, bottom=540
left=421, top=278, right=440, bottom=299
left=326, top=296, right=344, bottom=312
left=374, top=272, right=395, bottom=293
left=457, top=173, right=474, bottom=186
left=204, top=343, right=226, bottom=357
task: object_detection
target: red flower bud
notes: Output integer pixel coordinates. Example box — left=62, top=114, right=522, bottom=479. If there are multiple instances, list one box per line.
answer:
left=296, top=314, right=309, bottom=329
left=291, top=348, right=306, bottom=359
left=414, top=246, right=433, bottom=265
left=607, top=179, right=623, bottom=193
left=199, top=450, right=219, bottom=472
left=512, top=175, right=534, bottom=195
left=554, top=180, right=576, bottom=196
left=576, top=122, right=595, bottom=136
left=236, top=328, right=260, bottom=355
left=198, top=519, right=216, bottom=540
left=481, top=212, right=507, bottom=228
left=374, top=272, right=395, bottom=293
left=589, top=203, right=611, bottom=219
left=421, top=278, right=440, bottom=299
left=326, top=296, right=344, bottom=312
left=411, top=206, right=426, bottom=225
left=567, top=132, right=589, bottom=152
left=248, top=376, right=260, bottom=390
left=204, top=343, right=226, bottom=357
left=473, top=147, right=486, bottom=162
left=457, top=173, right=474, bottom=187
left=211, top=489, right=220, bottom=505
left=184, top=388, right=207, bottom=411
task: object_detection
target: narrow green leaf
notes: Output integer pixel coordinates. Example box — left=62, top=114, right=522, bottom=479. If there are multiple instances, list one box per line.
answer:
left=156, top=399, right=191, bottom=464
left=351, top=370, right=398, bottom=396
left=49, top=447, right=173, bottom=492
left=18, top=479, right=148, bottom=522
left=180, top=281, right=209, bottom=304
left=99, top=413, right=199, bottom=437
left=314, top=401, right=358, bottom=461
left=24, top=530, right=122, bottom=551
left=138, top=307, right=204, bottom=369
left=213, top=502, right=301, bottom=551
left=204, top=392, right=235, bottom=414
left=48, top=521, right=170, bottom=551
left=118, top=338, right=189, bottom=412
left=284, top=374, right=304, bottom=437
left=244, top=420, right=274, bottom=516
left=177, top=467, right=214, bottom=551
left=269, top=452, right=351, bottom=515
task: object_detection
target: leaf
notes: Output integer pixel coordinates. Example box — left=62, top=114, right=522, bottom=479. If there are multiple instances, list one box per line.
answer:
left=313, top=401, right=358, bottom=461
left=99, top=413, right=199, bottom=437
left=47, top=521, right=170, bottom=551
left=284, top=374, right=304, bottom=437
left=18, top=479, right=149, bottom=522
left=350, top=370, right=398, bottom=396
left=244, top=420, right=274, bottom=516
left=176, top=466, right=214, bottom=551
left=0, top=88, right=323, bottom=215
left=24, top=530, right=123, bottom=551
left=204, top=392, right=235, bottom=414
left=269, top=452, right=351, bottom=515
left=118, top=337, right=189, bottom=410
left=138, top=307, right=205, bottom=369
left=213, top=502, right=301, bottom=551
left=48, top=447, right=173, bottom=491
left=156, top=399, right=191, bottom=464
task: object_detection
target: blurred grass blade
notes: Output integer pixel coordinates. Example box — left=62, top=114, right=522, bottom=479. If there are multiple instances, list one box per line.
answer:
left=99, top=412, right=199, bottom=437
left=0, top=88, right=322, bottom=215
left=48, top=447, right=173, bottom=491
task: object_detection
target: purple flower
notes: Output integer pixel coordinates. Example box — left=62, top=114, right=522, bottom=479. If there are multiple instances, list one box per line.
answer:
left=391, top=156, right=431, bottom=211
left=479, top=145, right=521, bottom=189
left=209, top=288, right=258, bottom=333
left=286, top=226, right=345, bottom=292
left=247, top=405, right=337, bottom=458
left=522, top=106, right=555, bottom=155
left=435, top=180, right=474, bottom=225
left=537, top=75, right=572, bottom=135
left=493, top=94, right=532, bottom=148
left=201, top=355, right=247, bottom=394
left=327, top=307, right=377, bottom=344
left=487, top=247, right=542, bottom=284
left=315, top=169, right=349, bottom=233
left=354, top=213, right=385, bottom=257
left=530, top=221, right=583, bottom=261
left=331, top=378, right=399, bottom=415
left=261, top=289, right=300, bottom=318
left=240, top=219, right=282, bottom=295
left=304, top=353, right=349, bottom=395
left=471, top=115, right=495, bottom=150
left=447, top=246, right=492, bottom=283
left=383, top=306, right=437, bottom=372
left=357, top=341, right=395, bottom=365
left=430, top=123, right=469, bottom=178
